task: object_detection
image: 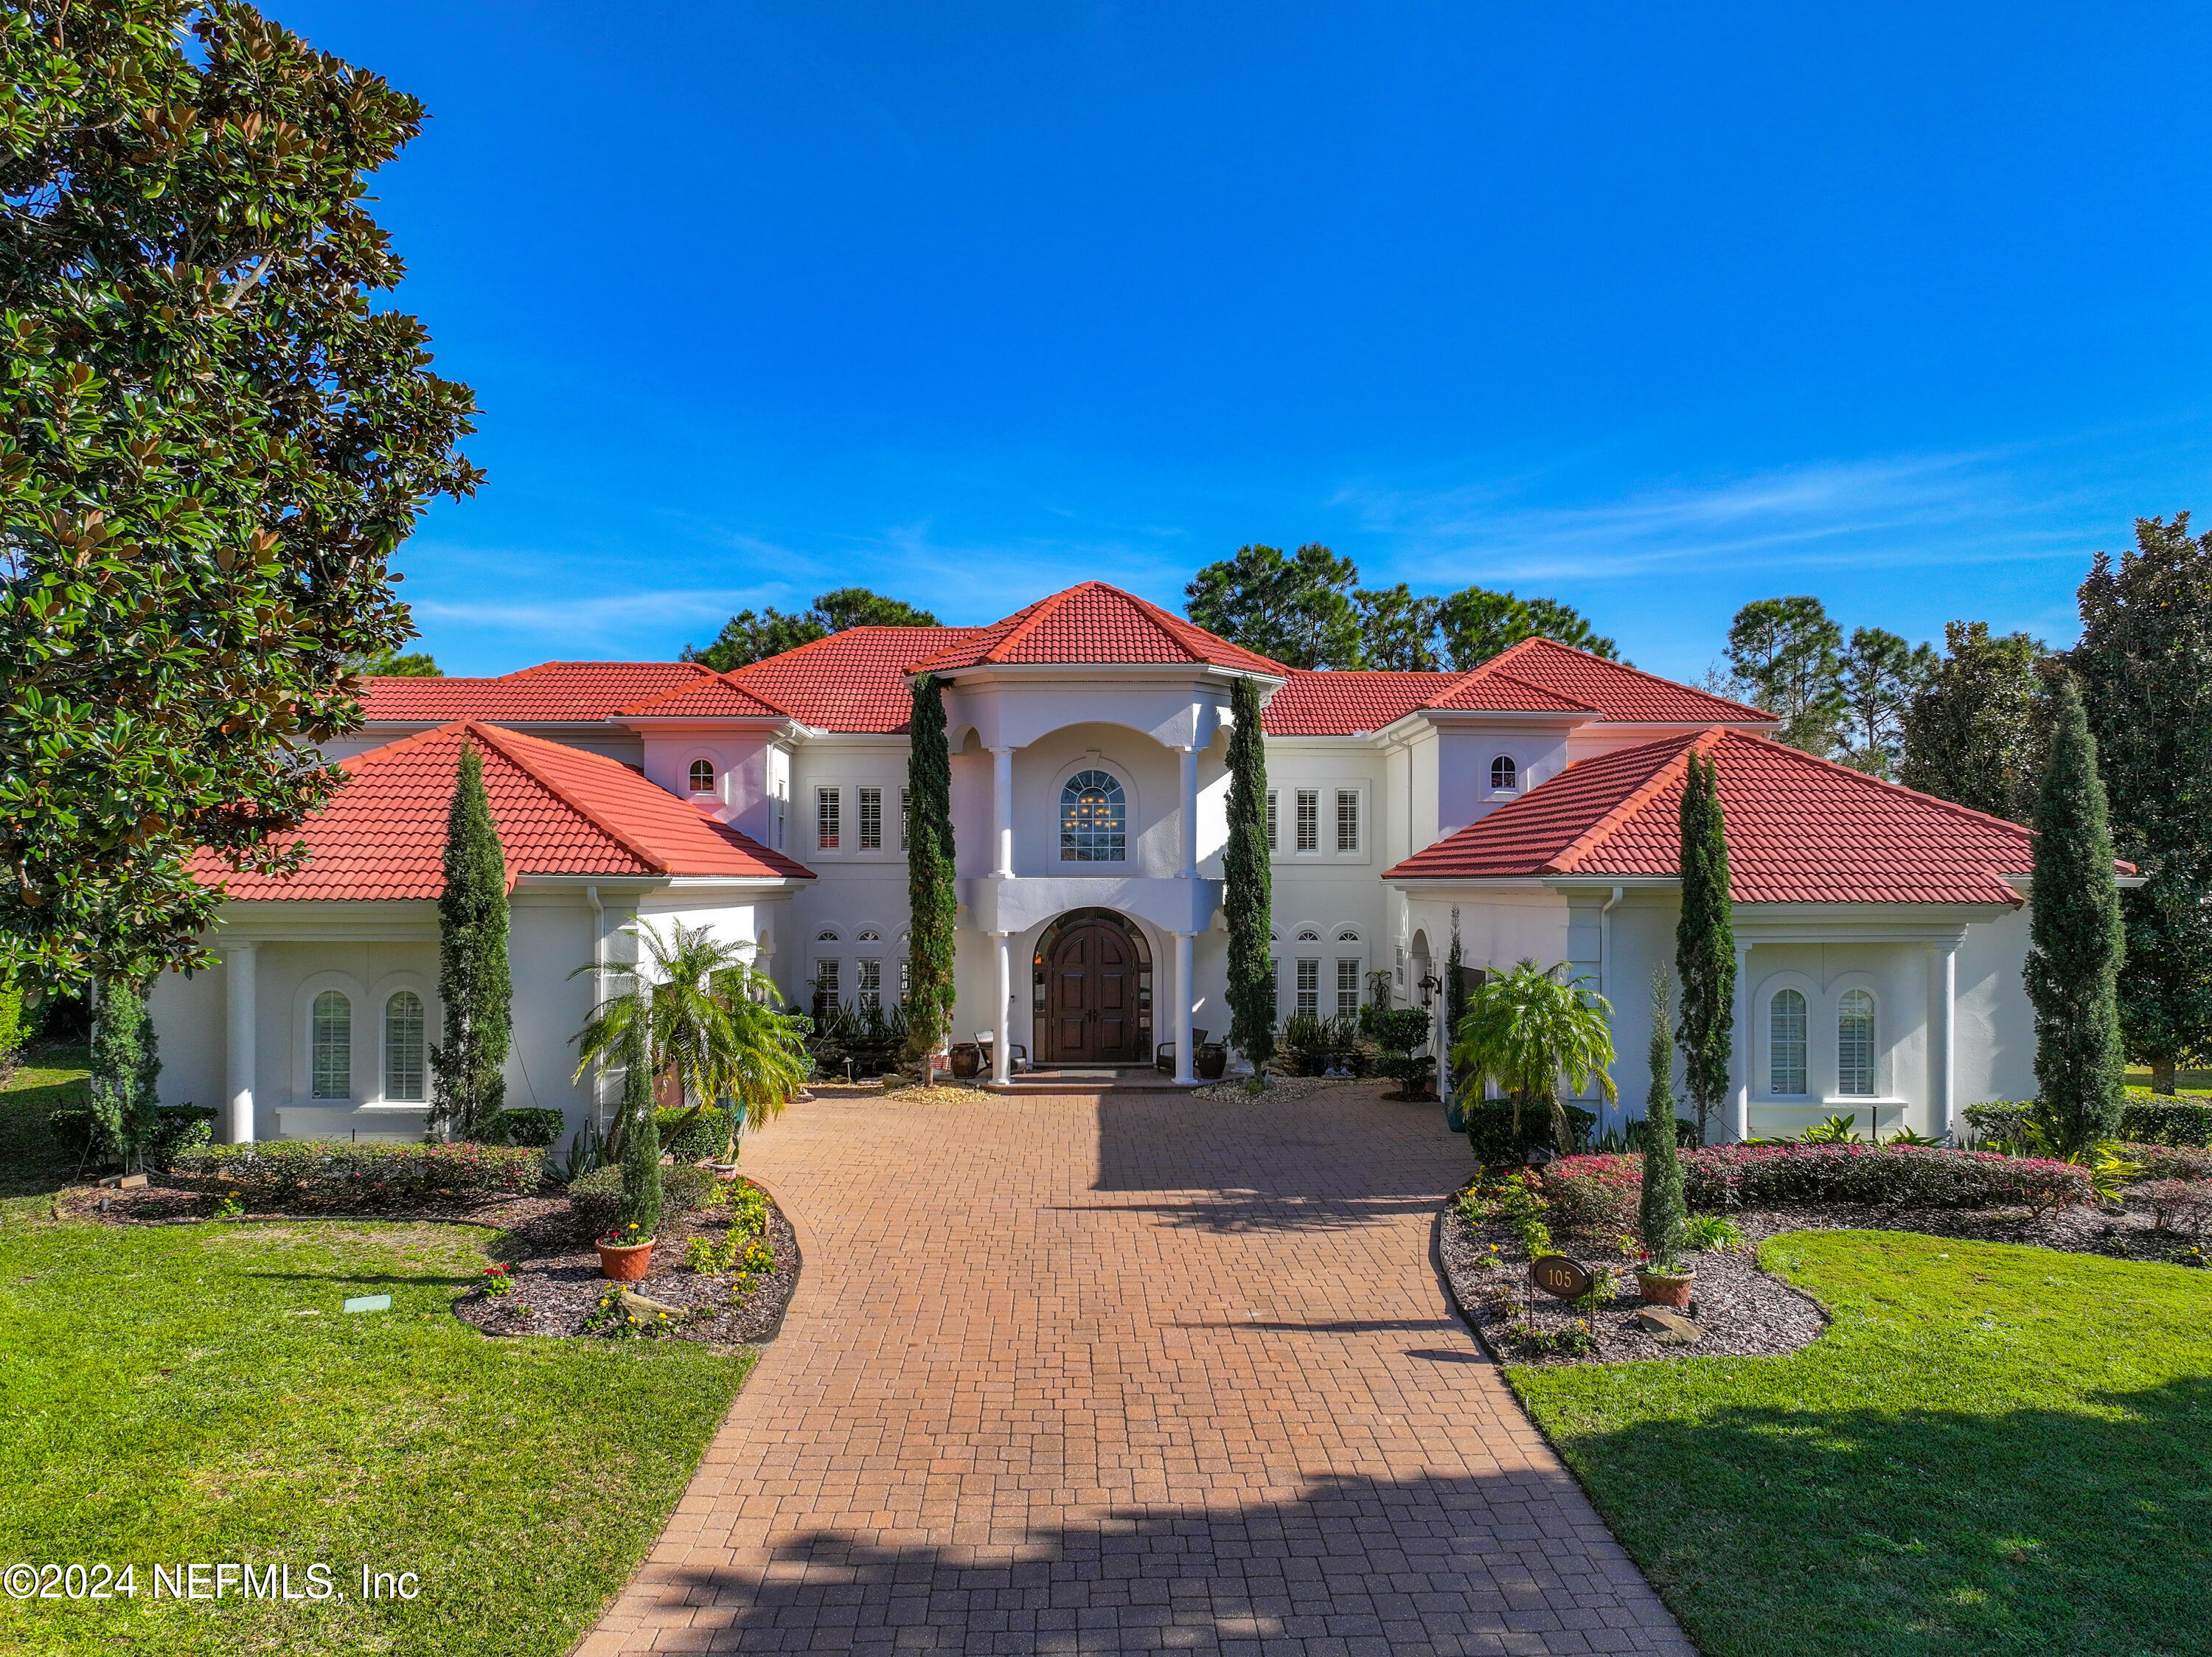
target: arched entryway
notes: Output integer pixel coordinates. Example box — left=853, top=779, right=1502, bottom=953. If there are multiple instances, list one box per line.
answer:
left=1032, top=909, right=1153, bottom=1064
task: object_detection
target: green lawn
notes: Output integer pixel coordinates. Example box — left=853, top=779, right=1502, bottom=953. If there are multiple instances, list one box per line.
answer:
left=0, top=1056, right=756, bottom=1657
left=1, top=1044, right=91, bottom=1199
left=1512, top=1231, right=2212, bottom=1657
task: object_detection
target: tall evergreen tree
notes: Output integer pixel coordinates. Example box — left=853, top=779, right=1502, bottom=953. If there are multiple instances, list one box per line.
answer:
left=1443, top=912, right=1469, bottom=1127
left=1837, top=627, right=1939, bottom=778
left=1725, top=597, right=1847, bottom=755
left=902, top=675, right=959, bottom=1069
left=1638, top=968, right=1686, bottom=1264
left=85, top=975, right=159, bottom=1169
left=1674, top=751, right=1737, bottom=1143
left=1222, top=676, right=1275, bottom=1075
left=1898, top=621, right=2053, bottom=822
left=2071, top=513, right=2212, bottom=1093
left=431, top=742, right=510, bottom=1139
left=2025, top=680, right=2127, bottom=1152
left=616, top=1012, right=662, bottom=1239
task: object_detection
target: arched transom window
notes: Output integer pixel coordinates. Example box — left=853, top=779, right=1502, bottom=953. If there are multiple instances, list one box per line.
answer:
left=1491, top=754, right=1517, bottom=791
left=1838, top=990, right=1876, bottom=1097
left=687, top=759, right=716, bottom=794
left=384, top=990, right=425, bottom=1103
left=1769, top=989, right=1807, bottom=1096
left=311, top=989, right=352, bottom=1100
left=1060, top=770, right=1126, bottom=862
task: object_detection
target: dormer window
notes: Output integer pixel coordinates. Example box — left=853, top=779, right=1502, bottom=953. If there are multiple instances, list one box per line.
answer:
left=1490, top=755, right=1517, bottom=792
left=688, top=759, right=716, bottom=795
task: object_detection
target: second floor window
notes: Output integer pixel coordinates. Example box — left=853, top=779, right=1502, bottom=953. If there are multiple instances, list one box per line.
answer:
left=1336, top=789, right=1360, bottom=852
left=687, top=759, right=715, bottom=795
left=1060, top=770, right=1126, bottom=862
left=900, top=788, right=911, bottom=850
left=817, top=788, right=840, bottom=850
left=858, top=787, right=883, bottom=850
left=1266, top=791, right=1279, bottom=850
left=1491, top=754, right=1517, bottom=791
left=1295, top=790, right=1319, bottom=852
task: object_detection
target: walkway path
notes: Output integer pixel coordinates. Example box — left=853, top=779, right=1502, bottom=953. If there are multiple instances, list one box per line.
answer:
left=582, top=1086, right=1691, bottom=1656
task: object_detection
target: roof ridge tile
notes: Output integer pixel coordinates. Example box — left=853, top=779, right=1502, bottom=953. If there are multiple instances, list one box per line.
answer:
left=1545, top=733, right=1708, bottom=872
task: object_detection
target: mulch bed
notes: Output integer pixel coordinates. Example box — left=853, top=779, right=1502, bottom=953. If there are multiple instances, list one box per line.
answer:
left=453, top=1199, right=799, bottom=1345
left=55, top=1176, right=802, bottom=1347
left=1442, top=1187, right=2212, bottom=1368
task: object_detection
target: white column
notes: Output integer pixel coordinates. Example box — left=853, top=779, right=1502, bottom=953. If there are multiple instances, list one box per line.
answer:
left=1173, top=932, right=1195, bottom=1084
left=1178, top=743, right=1200, bottom=879
left=1930, top=942, right=1958, bottom=1141
left=991, top=746, right=1015, bottom=878
left=1731, top=942, right=1752, bottom=1143
left=224, top=942, right=257, bottom=1144
left=991, top=932, right=1012, bottom=1084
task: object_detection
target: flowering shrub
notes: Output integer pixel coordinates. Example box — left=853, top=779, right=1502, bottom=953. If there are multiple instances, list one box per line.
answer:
left=1459, top=1170, right=1552, bottom=1254
left=481, top=1262, right=515, bottom=1296
left=1683, top=1144, right=2093, bottom=1213
left=2120, top=1142, right=2212, bottom=1181
left=568, top=1162, right=714, bottom=1242
left=1540, top=1155, right=1643, bottom=1233
left=169, top=1141, right=544, bottom=1211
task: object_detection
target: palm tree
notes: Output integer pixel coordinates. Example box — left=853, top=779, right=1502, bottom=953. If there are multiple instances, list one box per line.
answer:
left=1449, top=958, right=1617, bottom=1156
left=571, top=920, right=812, bottom=1149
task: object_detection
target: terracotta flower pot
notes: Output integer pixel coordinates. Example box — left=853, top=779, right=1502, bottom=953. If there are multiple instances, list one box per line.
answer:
left=1637, top=1268, right=1696, bottom=1309
left=949, top=1043, right=984, bottom=1079
left=597, top=1238, right=655, bottom=1282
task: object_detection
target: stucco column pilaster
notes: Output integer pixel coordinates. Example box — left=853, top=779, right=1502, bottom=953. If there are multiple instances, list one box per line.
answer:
left=991, top=747, right=1015, bottom=878
left=1930, top=942, right=1958, bottom=1142
left=1178, top=742, right=1199, bottom=879
left=224, top=941, right=258, bottom=1144
left=1731, top=942, right=1751, bottom=1143
left=990, top=932, right=1012, bottom=1084
left=1173, top=932, right=1195, bottom=1085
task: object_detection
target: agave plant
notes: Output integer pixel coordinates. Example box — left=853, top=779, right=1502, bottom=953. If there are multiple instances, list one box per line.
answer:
left=571, top=920, right=813, bottom=1141
left=1448, top=959, right=1617, bottom=1154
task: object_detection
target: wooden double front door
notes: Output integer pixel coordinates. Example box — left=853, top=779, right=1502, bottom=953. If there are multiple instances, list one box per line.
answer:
left=1043, top=918, right=1144, bottom=1064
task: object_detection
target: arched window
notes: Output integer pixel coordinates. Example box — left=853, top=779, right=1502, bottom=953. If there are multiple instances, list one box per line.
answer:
left=1769, top=989, right=1807, bottom=1095
left=1838, top=990, right=1876, bottom=1097
left=687, top=759, right=715, bottom=794
left=1060, top=770, right=1126, bottom=862
left=817, top=930, right=839, bottom=941
left=1296, top=928, right=1320, bottom=942
left=310, top=990, right=352, bottom=1100
left=384, top=991, right=425, bottom=1103
left=1336, top=930, right=1360, bottom=942
left=1491, top=754, right=1518, bottom=791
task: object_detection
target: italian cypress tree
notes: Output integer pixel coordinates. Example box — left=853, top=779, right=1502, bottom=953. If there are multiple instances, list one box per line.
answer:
left=1638, top=968, right=1686, bottom=1265
left=616, top=1012, right=662, bottom=1239
left=2072, top=515, right=2212, bottom=1093
left=2025, top=679, right=2126, bottom=1152
left=431, top=742, right=510, bottom=1139
left=1443, top=912, right=1469, bottom=1129
left=1223, top=676, right=1275, bottom=1078
left=86, top=976, right=160, bottom=1169
left=1674, top=751, right=1737, bottom=1143
left=902, top=674, right=959, bottom=1069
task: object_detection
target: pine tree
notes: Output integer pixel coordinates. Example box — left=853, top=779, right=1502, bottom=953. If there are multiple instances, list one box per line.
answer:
left=902, top=675, right=959, bottom=1069
left=2071, top=514, right=2212, bottom=1093
left=86, top=975, right=160, bottom=1169
left=1674, top=751, right=1737, bottom=1143
left=2025, top=679, right=2126, bottom=1152
left=431, top=741, right=510, bottom=1139
left=616, top=1013, right=662, bottom=1239
left=1638, top=968, right=1686, bottom=1265
left=1223, top=676, right=1275, bottom=1076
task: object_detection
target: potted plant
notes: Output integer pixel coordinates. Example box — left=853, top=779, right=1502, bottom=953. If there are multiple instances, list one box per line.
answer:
left=1633, top=1250, right=1696, bottom=1308
left=949, top=1042, right=984, bottom=1079
left=596, top=1220, right=655, bottom=1282
left=1194, top=1041, right=1228, bottom=1080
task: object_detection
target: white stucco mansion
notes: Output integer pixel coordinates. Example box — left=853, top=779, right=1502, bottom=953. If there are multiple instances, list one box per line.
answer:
left=153, top=580, right=2059, bottom=1148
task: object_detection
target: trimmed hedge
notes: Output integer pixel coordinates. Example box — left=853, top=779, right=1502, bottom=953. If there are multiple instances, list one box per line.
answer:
left=1464, top=1099, right=1597, bottom=1166
left=2120, top=1089, right=2212, bottom=1148
left=568, top=1161, right=716, bottom=1243
left=1537, top=1143, right=2095, bottom=1227
left=168, top=1140, right=543, bottom=1209
left=1962, top=1101, right=2037, bottom=1144
left=49, top=1102, right=215, bottom=1170
left=493, top=1108, right=568, bottom=1148
left=657, top=1103, right=736, bottom=1165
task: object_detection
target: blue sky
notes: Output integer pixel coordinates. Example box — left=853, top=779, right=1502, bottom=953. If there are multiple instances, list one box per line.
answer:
left=285, top=1, right=2212, bottom=681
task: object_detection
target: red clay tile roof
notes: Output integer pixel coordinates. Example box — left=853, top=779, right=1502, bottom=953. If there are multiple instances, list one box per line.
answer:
left=1456, top=638, right=1773, bottom=724
left=905, top=582, right=1290, bottom=677
left=723, top=626, right=986, bottom=734
left=1385, top=727, right=2048, bottom=904
left=618, top=673, right=794, bottom=720
left=361, top=661, right=713, bottom=723
left=1261, top=670, right=1597, bottom=734
left=193, top=723, right=813, bottom=900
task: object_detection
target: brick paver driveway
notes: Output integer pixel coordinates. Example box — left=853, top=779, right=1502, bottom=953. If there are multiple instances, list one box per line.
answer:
left=584, top=1086, right=1691, bottom=1656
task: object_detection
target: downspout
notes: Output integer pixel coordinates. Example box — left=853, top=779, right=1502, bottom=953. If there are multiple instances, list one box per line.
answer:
left=1599, top=885, right=1624, bottom=1135
left=585, top=885, right=605, bottom=1125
